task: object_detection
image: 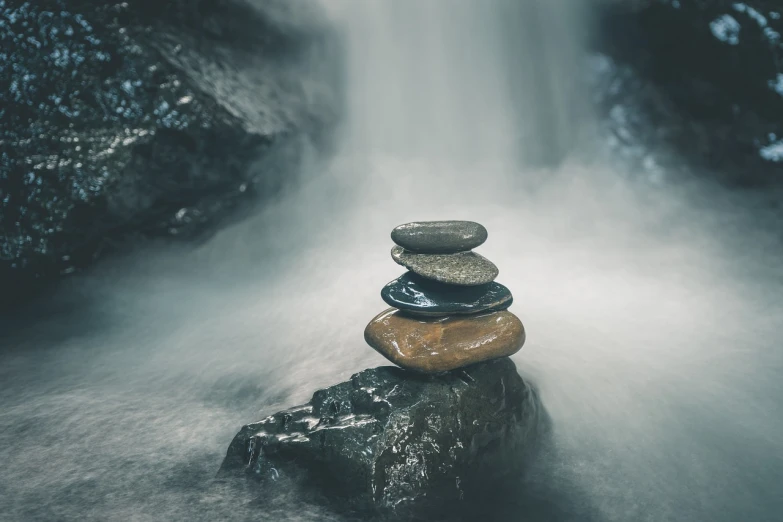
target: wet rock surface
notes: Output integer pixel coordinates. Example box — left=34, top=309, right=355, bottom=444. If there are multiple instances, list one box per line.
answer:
left=364, top=308, right=525, bottom=373
left=381, top=271, right=512, bottom=317
left=391, top=246, right=499, bottom=286
left=593, top=0, right=783, bottom=187
left=219, top=357, right=546, bottom=516
left=390, top=220, right=488, bottom=254
left=0, top=0, right=340, bottom=307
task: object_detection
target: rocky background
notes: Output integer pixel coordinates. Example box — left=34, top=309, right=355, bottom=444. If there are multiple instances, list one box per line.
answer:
left=0, top=0, right=341, bottom=308
left=590, top=0, right=783, bottom=189
left=2, top=0, right=782, bottom=309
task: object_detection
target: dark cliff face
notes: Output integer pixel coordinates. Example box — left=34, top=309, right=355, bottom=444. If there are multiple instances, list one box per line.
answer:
left=0, top=0, right=341, bottom=307
left=592, top=0, right=783, bottom=187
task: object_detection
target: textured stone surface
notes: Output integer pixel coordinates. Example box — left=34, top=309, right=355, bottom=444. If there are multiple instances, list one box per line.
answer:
left=594, top=0, right=783, bottom=186
left=364, top=308, right=525, bottom=373
left=382, top=271, right=512, bottom=317
left=391, top=220, right=488, bottom=254
left=391, top=246, right=498, bottom=286
left=219, top=357, right=546, bottom=515
left=0, top=0, right=340, bottom=308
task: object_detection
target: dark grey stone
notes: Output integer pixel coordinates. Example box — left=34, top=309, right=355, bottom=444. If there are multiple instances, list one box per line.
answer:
left=391, top=246, right=499, bottom=286
left=382, top=271, right=512, bottom=316
left=0, top=0, right=340, bottom=308
left=219, top=357, right=546, bottom=516
left=594, top=0, right=783, bottom=187
left=391, top=220, right=488, bottom=253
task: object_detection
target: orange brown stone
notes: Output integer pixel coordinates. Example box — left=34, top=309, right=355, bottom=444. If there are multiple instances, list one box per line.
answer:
left=364, top=308, right=525, bottom=373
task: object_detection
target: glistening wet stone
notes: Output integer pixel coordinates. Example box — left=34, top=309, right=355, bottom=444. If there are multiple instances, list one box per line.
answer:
left=364, top=308, right=525, bottom=373
left=391, top=220, right=488, bottom=253
left=0, top=0, right=340, bottom=309
left=391, top=246, right=499, bottom=286
left=382, top=271, right=513, bottom=317
left=219, top=358, right=546, bottom=515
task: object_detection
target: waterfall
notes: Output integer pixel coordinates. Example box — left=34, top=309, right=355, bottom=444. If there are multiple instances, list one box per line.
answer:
left=322, top=0, right=587, bottom=166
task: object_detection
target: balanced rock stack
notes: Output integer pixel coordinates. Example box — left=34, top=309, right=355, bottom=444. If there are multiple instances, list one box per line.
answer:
left=364, top=220, right=526, bottom=373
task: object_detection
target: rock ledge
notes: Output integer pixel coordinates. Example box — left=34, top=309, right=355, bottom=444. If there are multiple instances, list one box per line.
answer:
left=219, top=357, right=546, bottom=514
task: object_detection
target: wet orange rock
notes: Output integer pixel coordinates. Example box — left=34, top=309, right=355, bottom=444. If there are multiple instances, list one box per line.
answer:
left=364, top=308, right=525, bottom=373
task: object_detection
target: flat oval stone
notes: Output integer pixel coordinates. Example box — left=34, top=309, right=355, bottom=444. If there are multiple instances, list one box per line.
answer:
left=382, top=272, right=513, bottom=317
left=364, top=308, right=525, bottom=373
left=391, top=221, right=488, bottom=253
left=391, top=246, right=499, bottom=286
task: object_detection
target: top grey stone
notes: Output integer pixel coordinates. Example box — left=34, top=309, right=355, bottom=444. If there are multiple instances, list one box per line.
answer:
left=391, top=246, right=499, bottom=286
left=391, top=220, right=488, bottom=253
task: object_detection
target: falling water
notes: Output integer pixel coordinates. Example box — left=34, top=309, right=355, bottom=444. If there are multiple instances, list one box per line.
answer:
left=325, top=0, right=586, bottom=164
left=1, top=1, right=782, bottom=521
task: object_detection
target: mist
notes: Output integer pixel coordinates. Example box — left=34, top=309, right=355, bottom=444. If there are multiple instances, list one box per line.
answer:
left=2, top=0, right=783, bottom=521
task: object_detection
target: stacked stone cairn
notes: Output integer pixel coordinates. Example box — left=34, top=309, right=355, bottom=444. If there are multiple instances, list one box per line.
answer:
left=364, top=220, right=525, bottom=373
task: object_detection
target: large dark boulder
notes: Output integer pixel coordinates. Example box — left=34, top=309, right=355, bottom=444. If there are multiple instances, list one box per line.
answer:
left=219, top=357, right=547, bottom=517
left=0, top=0, right=340, bottom=306
left=592, top=0, right=783, bottom=186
